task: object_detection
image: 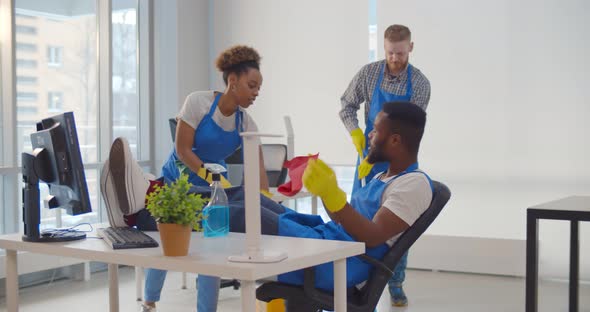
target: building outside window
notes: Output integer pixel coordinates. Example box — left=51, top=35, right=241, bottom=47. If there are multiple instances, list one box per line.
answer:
left=16, top=59, right=37, bottom=68
left=47, top=46, right=63, bottom=67
left=15, top=24, right=37, bottom=35
left=16, top=91, right=38, bottom=102
left=16, top=42, right=37, bottom=52
left=14, top=1, right=98, bottom=230
left=47, top=91, right=63, bottom=112
left=16, top=76, right=38, bottom=85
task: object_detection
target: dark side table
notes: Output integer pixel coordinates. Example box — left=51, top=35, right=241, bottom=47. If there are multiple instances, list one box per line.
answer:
left=526, top=196, right=590, bottom=312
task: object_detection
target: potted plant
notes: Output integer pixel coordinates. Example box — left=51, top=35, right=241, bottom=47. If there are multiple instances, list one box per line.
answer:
left=146, top=173, right=207, bottom=256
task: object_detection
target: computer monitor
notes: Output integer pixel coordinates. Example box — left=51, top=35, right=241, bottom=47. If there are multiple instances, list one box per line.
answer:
left=22, top=111, right=92, bottom=242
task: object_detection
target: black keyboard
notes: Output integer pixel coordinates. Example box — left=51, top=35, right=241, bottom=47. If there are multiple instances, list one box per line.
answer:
left=98, top=227, right=159, bottom=250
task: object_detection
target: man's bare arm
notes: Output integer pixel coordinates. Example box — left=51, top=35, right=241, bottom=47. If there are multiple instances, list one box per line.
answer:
left=331, top=203, right=409, bottom=248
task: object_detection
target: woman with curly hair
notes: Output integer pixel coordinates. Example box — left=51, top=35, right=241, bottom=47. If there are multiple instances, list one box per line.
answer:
left=141, top=45, right=270, bottom=312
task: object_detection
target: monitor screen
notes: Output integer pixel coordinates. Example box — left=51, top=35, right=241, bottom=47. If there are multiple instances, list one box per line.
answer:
left=22, top=112, right=92, bottom=242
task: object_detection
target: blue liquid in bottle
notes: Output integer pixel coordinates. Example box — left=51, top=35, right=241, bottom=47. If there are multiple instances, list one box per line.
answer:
left=203, top=173, right=229, bottom=237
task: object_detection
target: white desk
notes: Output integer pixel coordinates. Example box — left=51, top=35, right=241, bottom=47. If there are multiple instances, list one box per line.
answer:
left=270, top=188, right=319, bottom=215
left=0, top=230, right=364, bottom=312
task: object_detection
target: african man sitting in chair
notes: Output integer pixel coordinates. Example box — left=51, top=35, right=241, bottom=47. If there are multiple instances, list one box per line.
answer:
left=103, top=101, right=432, bottom=311
left=276, top=101, right=433, bottom=299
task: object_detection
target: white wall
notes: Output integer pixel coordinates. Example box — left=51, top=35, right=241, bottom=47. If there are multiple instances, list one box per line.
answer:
left=377, top=0, right=590, bottom=279
left=377, top=0, right=590, bottom=181
left=211, top=0, right=367, bottom=165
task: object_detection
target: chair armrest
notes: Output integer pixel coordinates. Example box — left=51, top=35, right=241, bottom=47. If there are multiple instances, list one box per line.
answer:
left=302, top=267, right=335, bottom=306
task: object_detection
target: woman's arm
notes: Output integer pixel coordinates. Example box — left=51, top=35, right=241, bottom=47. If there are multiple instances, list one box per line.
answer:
left=175, top=119, right=204, bottom=175
left=259, top=146, right=270, bottom=191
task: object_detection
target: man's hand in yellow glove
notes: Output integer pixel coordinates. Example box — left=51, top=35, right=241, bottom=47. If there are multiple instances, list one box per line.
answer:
left=357, top=157, right=374, bottom=180
left=350, top=128, right=366, bottom=158
left=197, top=167, right=232, bottom=188
left=302, top=158, right=347, bottom=213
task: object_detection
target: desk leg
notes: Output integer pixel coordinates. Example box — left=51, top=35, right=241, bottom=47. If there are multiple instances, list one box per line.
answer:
left=569, top=221, right=579, bottom=312
left=240, top=280, right=256, bottom=312
left=108, top=264, right=119, bottom=312
left=135, top=266, right=143, bottom=301
left=334, top=258, right=347, bottom=312
left=526, top=213, right=538, bottom=312
left=311, top=195, right=318, bottom=215
left=6, top=249, right=18, bottom=312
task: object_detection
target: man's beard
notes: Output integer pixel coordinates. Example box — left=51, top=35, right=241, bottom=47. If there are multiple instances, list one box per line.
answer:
left=367, top=142, right=387, bottom=164
left=389, top=60, right=408, bottom=73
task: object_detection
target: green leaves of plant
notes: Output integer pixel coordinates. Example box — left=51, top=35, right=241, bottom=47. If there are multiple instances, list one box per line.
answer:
left=145, top=173, right=207, bottom=231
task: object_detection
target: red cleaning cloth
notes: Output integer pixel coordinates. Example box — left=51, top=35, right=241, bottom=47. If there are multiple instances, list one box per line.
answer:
left=277, top=153, right=319, bottom=196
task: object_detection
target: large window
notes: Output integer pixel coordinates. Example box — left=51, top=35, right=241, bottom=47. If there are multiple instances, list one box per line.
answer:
left=14, top=0, right=99, bottom=228
left=0, top=0, right=152, bottom=235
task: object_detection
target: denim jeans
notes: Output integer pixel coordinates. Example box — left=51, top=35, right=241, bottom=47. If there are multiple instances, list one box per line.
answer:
left=387, top=251, right=408, bottom=292
left=139, top=186, right=286, bottom=311
left=144, top=269, right=220, bottom=312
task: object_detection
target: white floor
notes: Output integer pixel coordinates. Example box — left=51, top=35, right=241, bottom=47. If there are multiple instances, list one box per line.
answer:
left=1, top=266, right=588, bottom=312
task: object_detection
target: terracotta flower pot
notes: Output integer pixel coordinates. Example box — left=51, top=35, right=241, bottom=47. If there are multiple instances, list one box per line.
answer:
left=157, top=223, right=192, bottom=256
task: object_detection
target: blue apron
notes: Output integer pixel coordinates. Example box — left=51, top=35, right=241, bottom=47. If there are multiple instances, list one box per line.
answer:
left=352, top=63, right=413, bottom=194
left=161, top=93, right=243, bottom=186
left=277, top=163, right=431, bottom=291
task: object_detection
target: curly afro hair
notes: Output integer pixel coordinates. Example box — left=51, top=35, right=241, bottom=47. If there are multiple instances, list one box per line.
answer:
left=215, top=45, right=261, bottom=85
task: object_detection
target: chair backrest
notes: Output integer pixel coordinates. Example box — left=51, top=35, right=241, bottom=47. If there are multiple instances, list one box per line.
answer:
left=169, top=118, right=177, bottom=143
left=225, top=148, right=244, bottom=185
left=261, top=144, right=288, bottom=187
left=223, top=144, right=288, bottom=187
left=358, top=180, right=451, bottom=308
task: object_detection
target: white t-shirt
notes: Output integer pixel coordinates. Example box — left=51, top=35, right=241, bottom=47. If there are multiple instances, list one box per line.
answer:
left=375, top=171, right=433, bottom=247
left=177, top=91, right=259, bottom=143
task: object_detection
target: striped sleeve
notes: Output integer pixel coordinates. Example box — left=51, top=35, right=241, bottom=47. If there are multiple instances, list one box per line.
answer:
left=410, top=71, right=431, bottom=111
left=339, top=65, right=369, bottom=133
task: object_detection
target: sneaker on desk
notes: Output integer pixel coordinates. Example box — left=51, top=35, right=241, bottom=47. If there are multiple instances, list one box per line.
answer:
left=100, top=137, right=154, bottom=227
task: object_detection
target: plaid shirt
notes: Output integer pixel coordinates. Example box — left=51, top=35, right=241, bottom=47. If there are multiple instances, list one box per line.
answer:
left=339, top=60, right=431, bottom=133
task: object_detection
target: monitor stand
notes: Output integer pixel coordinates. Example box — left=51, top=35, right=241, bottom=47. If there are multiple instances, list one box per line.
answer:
left=36, top=229, right=86, bottom=242
left=21, top=152, right=86, bottom=243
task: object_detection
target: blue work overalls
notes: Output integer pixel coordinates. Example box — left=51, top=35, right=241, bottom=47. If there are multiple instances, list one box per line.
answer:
left=161, top=93, right=242, bottom=186
left=352, top=63, right=413, bottom=194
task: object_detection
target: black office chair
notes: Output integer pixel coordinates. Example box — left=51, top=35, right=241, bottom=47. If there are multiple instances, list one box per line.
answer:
left=256, top=180, right=451, bottom=312
left=169, top=118, right=177, bottom=142
left=262, top=144, right=288, bottom=187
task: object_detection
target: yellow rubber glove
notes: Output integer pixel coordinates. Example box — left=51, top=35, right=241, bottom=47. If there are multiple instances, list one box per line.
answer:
left=261, top=189, right=274, bottom=199
left=302, top=158, right=347, bottom=213
left=197, top=167, right=232, bottom=188
left=350, top=128, right=366, bottom=158
left=357, top=157, right=374, bottom=180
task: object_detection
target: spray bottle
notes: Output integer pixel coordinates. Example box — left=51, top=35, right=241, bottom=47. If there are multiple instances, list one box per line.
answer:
left=203, top=164, right=229, bottom=237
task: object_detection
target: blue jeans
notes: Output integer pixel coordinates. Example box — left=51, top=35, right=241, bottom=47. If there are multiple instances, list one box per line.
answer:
left=145, top=269, right=220, bottom=312
left=388, top=251, right=408, bottom=291
left=139, top=186, right=286, bottom=311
